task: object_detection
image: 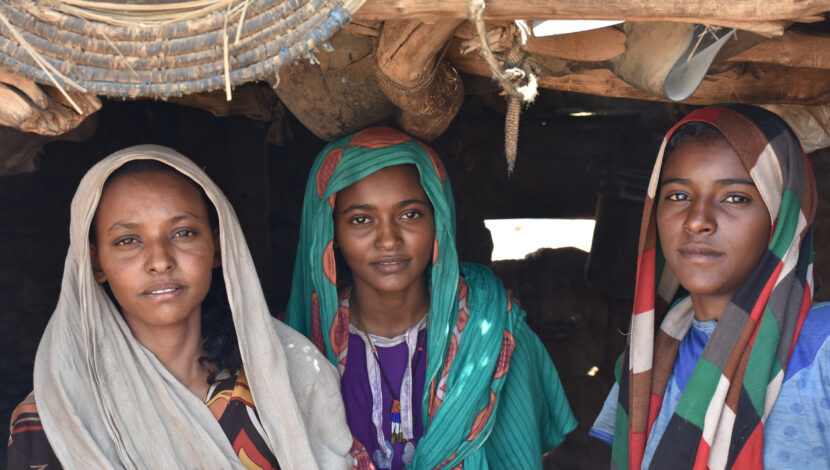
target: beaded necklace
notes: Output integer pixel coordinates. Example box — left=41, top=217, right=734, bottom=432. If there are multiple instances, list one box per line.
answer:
left=359, top=326, right=426, bottom=444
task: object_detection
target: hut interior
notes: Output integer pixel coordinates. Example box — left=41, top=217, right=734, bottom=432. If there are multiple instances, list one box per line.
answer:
left=1, top=1, right=830, bottom=468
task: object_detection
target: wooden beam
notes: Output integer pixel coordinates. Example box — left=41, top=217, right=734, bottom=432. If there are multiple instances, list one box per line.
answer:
left=727, top=30, right=830, bottom=69
left=354, top=0, right=827, bottom=35
left=376, top=19, right=465, bottom=140
left=0, top=72, right=100, bottom=136
left=450, top=48, right=830, bottom=105
left=454, top=22, right=627, bottom=61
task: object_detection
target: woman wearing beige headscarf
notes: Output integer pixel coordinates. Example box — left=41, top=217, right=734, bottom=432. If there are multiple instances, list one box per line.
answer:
left=7, top=145, right=354, bottom=469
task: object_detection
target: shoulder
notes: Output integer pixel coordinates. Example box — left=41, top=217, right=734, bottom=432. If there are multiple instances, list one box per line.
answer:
left=8, top=392, right=62, bottom=469
left=459, top=262, right=501, bottom=286
left=765, top=305, right=830, bottom=467
left=785, top=302, right=830, bottom=380
left=272, top=317, right=334, bottom=364
left=269, top=318, right=341, bottom=395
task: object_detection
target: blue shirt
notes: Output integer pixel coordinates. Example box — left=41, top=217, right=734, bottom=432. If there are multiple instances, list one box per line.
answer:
left=591, top=303, right=830, bottom=469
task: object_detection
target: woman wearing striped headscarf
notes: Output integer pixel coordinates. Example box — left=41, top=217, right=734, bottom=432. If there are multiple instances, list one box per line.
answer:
left=285, top=127, right=576, bottom=469
left=590, top=105, right=830, bottom=469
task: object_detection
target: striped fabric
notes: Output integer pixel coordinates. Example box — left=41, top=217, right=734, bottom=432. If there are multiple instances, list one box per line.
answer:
left=612, top=105, right=817, bottom=470
left=286, top=127, right=576, bottom=469
left=8, top=370, right=281, bottom=470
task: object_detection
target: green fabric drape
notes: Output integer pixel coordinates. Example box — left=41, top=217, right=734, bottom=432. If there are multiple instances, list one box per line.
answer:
left=286, top=127, right=576, bottom=468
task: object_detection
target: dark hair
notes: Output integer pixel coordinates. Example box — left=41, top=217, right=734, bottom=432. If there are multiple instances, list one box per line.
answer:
left=665, top=121, right=724, bottom=156
left=93, top=159, right=242, bottom=384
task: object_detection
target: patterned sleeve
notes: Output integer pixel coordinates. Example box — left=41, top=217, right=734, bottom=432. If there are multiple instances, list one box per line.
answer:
left=7, top=393, right=62, bottom=470
left=763, top=304, right=830, bottom=468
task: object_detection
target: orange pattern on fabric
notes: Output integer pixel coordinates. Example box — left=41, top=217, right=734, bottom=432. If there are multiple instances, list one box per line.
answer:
left=435, top=451, right=459, bottom=469
left=206, top=370, right=256, bottom=421
left=330, top=304, right=351, bottom=360
left=205, top=389, right=230, bottom=420
left=233, top=428, right=277, bottom=470
left=232, top=370, right=255, bottom=408
left=492, top=330, right=515, bottom=379
left=505, top=290, right=516, bottom=312
left=316, top=148, right=343, bottom=199
left=323, top=240, right=337, bottom=284
left=428, top=376, right=440, bottom=418
left=311, top=291, right=325, bottom=352
left=429, top=279, right=471, bottom=418
left=9, top=395, right=36, bottom=428
left=466, top=391, right=497, bottom=442
left=419, top=141, right=446, bottom=184
left=349, top=127, right=411, bottom=149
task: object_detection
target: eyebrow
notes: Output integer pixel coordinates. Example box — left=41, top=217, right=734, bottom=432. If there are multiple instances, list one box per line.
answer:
left=396, top=198, right=430, bottom=208
left=105, top=212, right=201, bottom=233
left=340, top=199, right=430, bottom=214
left=661, top=177, right=756, bottom=186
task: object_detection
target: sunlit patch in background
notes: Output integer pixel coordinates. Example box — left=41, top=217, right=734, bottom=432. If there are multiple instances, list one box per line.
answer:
left=484, top=218, right=596, bottom=261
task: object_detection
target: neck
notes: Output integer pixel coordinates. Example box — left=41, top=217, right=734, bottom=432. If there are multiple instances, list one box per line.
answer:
left=126, top=313, right=210, bottom=399
left=350, top=277, right=430, bottom=338
left=689, top=293, right=731, bottom=322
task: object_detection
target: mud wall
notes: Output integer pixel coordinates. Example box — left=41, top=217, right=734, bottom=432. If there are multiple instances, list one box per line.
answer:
left=2, top=94, right=828, bottom=468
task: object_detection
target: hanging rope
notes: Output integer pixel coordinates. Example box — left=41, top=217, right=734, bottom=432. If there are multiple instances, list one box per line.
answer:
left=466, top=0, right=538, bottom=174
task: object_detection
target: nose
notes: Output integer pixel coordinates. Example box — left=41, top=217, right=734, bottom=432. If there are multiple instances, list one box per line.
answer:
left=683, top=199, right=716, bottom=234
left=144, top=239, right=176, bottom=273
left=375, top=218, right=402, bottom=250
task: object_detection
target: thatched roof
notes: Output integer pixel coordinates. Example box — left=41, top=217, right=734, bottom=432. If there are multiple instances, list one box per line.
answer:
left=0, top=0, right=828, bottom=164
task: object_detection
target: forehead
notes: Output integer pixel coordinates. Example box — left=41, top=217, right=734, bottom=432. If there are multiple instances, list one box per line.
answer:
left=662, top=135, right=749, bottom=178
left=96, top=170, right=208, bottom=220
left=336, top=164, right=425, bottom=202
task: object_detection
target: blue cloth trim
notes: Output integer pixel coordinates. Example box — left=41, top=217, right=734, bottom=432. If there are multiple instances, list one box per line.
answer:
left=591, top=382, right=619, bottom=445
left=589, top=428, right=614, bottom=446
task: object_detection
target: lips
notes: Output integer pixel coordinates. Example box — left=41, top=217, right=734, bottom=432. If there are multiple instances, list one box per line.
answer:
left=370, top=257, right=411, bottom=274
left=677, top=243, right=723, bottom=263
left=141, top=281, right=185, bottom=299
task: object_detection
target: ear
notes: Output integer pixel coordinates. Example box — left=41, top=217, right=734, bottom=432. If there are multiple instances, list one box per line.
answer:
left=212, top=229, right=222, bottom=269
left=89, top=243, right=107, bottom=284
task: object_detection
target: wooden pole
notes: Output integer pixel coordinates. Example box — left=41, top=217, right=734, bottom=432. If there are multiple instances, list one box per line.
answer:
left=354, top=0, right=827, bottom=35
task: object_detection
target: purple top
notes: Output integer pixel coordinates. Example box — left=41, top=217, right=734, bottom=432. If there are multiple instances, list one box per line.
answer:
left=341, top=328, right=427, bottom=469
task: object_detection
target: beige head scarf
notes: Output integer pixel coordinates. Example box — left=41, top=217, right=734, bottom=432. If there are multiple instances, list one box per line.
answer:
left=32, top=145, right=353, bottom=469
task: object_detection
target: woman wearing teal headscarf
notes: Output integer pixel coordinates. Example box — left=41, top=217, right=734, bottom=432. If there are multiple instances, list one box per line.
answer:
left=286, top=127, right=576, bottom=469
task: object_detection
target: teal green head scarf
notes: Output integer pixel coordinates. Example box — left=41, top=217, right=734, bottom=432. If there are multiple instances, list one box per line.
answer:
left=286, top=127, right=576, bottom=469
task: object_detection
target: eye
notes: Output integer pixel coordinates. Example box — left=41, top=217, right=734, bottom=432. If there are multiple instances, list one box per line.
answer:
left=350, top=216, right=369, bottom=225
left=665, top=192, right=689, bottom=202
left=115, top=237, right=138, bottom=246
left=401, top=210, right=421, bottom=220
left=724, top=194, right=750, bottom=204
left=172, top=229, right=195, bottom=239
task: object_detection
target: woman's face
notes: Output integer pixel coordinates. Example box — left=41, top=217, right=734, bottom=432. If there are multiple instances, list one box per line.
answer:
left=334, top=164, right=435, bottom=296
left=91, top=170, right=220, bottom=333
left=657, top=135, right=771, bottom=303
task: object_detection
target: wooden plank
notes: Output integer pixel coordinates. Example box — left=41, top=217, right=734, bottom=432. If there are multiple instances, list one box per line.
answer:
left=450, top=48, right=830, bottom=105
left=354, top=0, right=826, bottom=34
left=727, top=30, right=830, bottom=69
left=454, top=22, right=627, bottom=61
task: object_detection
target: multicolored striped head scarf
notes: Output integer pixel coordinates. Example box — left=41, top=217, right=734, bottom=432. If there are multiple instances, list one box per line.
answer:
left=286, top=127, right=575, bottom=468
left=613, top=105, right=817, bottom=469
